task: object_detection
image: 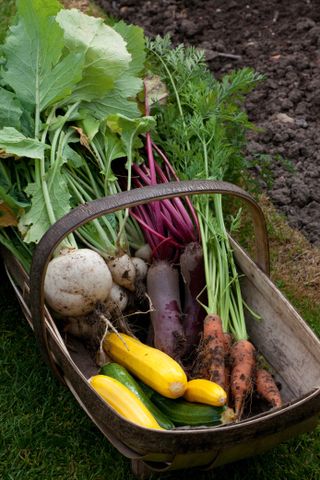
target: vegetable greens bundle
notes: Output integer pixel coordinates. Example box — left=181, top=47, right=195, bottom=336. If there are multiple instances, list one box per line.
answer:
left=0, top=0, right=152, bottom=268
left=146, top=36, right=263, bottom=337
left=0, top=0, right=262, bottom=341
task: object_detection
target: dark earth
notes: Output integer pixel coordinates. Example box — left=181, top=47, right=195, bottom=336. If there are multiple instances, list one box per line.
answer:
left=98, top=0, right=320, bottom=245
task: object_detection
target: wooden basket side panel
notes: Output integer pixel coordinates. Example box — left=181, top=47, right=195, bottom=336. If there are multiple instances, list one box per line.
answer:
left=232, top=241, right=320, bottom=400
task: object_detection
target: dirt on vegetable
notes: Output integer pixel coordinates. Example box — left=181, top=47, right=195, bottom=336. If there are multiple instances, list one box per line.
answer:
left=97, top=0, right=320, bottom=246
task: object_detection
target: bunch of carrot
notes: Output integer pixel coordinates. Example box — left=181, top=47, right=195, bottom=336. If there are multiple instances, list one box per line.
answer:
left=130, top=157, right=283, bottom=419
left=123, top=139, right=283, bottom=422
left=192, top=314, right=282, bottom=419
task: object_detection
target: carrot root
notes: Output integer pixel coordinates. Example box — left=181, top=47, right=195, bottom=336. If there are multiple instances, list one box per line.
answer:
left=223, top=332, right=233, bottom=354
left=255, top=368, right=282, bottom=408
left=223, top=332, right=233, bottom=399
left=192, top=314, right=226, bottom=389
left=230, top=339, right=256, bottom=419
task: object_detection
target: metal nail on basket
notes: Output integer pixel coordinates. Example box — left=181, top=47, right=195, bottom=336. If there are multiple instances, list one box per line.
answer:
left=2, top=180, right=320, bottom=479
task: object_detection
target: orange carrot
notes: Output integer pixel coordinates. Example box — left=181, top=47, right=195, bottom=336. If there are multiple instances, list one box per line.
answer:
left=223, top=332, right=233, bottom=354
left=223, top=332, right=233, bottom=398
left=192, top=314, right=226, bottom=389
left=230, top=339, right=256, bottom=419
left=255, top=368, right=282, bottom=408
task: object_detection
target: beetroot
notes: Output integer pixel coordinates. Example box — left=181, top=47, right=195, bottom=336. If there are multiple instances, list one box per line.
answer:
left=180, top=242, right=206, bottom=357
left=147, top=260, right=186, bottom=361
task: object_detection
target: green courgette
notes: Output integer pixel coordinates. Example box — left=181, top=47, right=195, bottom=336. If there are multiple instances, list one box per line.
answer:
left=140, top=383, right=225, bottom=426
left=100, top=362, right=175, bottom=430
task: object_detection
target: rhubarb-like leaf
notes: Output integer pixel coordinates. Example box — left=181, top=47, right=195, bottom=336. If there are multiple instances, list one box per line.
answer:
left=62, top=144, right=84, bottom=168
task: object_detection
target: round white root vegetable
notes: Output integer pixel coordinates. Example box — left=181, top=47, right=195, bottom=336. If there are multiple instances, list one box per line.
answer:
left=107, top=282, right=129, bottom=312
left=44, top=248, right=113, bottom=317
left=132, top=257, right=148, bottom=281
left=107, top=253, right=136, bottom=292
left=135, top=244, right=152, bottom=263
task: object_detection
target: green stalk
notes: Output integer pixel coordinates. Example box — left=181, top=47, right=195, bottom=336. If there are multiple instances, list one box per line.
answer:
left=90, top=138, right=105, bottom=173
left=197, top=208, right=215, bottom=314
left=40, top=106, right=57, bottom=146
left=66, top=173, right=116, bottom=253
left=34, top=48, right=41, bottom=140
left=87, top=135, right=130, bottom=251
left=38, top=157, right=56, bottom=226
left=115, top=129, right=138, bottom=248
left=122, top=216, right=146, bottom=251
left=198, top=132, right=233, bottom=330
left=49, top=103, right=80, bottom=170
left=69, top=168, right=98, bottom=197
left=202, top=135, right=210, bottom=243
left=34, top=94, right=79, bottom=250
left=229, top=289, right=247, bottom=341
left=150, top=46, right=191, bottom=151
left=90, top=137, right=127, bottom=242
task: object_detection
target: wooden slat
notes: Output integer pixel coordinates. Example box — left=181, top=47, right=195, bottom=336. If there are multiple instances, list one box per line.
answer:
left=232, top=239, right=320, bottom=400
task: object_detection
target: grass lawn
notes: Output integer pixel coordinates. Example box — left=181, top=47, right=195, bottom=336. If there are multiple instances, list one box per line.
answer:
left=0, top=1, right=319, bottom=479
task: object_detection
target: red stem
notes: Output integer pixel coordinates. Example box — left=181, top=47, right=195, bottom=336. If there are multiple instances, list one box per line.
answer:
left=152, top=142, right=200, bottom=234
left=127, top=80, right=199, bottom=260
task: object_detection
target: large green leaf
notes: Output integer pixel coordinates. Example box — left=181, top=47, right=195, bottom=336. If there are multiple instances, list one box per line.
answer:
left=113, top=21, right=146, bottom=76
left=0, top=88, right=23, bottom=129
left=19, top=168, right=71, bottom=243
left=0, top=127, right=48, bottom=159
left=80, top=22, right=146, bottom=120
left=80, top=87, right=141, bottom=120
left=2, top=0, right=84, bottom=113
left=56, top=9, right=131, bottom=101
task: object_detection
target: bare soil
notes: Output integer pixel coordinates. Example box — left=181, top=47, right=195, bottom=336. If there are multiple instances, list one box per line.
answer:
left=97, top=0, right=320, bottom=245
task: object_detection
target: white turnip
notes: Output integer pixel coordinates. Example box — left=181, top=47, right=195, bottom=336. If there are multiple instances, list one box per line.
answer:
left=44, top=248, right=113, bottom=317
left=107, top=282, right=129, bottom=312
left=107, top=253, right=136, bottom=292
left=135, top=243, right=152, bottom=263
left=132, top=256, right=148, bottom=281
